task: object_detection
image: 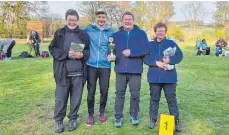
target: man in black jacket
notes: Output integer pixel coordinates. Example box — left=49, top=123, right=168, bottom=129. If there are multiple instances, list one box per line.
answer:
left=49, top=9, right=90, bottom=133
left=29, top=30, right=41, bottom=57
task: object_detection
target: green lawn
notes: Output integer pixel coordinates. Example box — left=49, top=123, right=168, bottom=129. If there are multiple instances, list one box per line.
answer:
left=0, top=43, right=229, bottom=135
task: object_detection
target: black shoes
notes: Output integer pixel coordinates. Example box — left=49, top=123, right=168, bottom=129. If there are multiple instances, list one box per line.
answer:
left=69, top=119, right=78, bottom=131
left=54, top=119, right=78, bottom=133
left=55, top=121, right=64, bottom=133
left=175, top=120, right=183, bottom=132
left=148, top=118, right=157, bottom=129
left=148, top=118, right=182, bottom=132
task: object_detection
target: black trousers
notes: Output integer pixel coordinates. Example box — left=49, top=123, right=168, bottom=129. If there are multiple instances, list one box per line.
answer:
left=115, top=73, right=141, bottom=119
left=149, top=83, right=180, bottom=121
left=33, top=42, right=40, bottom=57
left=87, top=66, right=111, bottom=116
left=6, top=40, right=15, bottom=58
left=54, top=76, right=83, bottom=121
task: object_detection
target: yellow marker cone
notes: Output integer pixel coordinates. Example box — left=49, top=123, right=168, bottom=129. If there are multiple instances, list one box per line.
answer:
left=159, top=114, right=175, bottom=135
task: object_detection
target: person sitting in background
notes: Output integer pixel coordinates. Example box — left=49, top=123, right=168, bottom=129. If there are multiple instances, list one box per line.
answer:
left=215, top=38, right=227, bottom=56
left=0, top=38, right=16, bottom=60
left=28, top=30, right=41, bottom=57
left=196, top=39, right=210, bottom=55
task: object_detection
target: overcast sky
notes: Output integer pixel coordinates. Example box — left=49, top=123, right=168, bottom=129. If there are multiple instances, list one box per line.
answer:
left=48, top=1, right=216, bottom=23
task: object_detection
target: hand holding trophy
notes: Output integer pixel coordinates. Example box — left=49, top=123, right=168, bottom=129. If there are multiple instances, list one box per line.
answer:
left=108, top=37, right=116, bottom=62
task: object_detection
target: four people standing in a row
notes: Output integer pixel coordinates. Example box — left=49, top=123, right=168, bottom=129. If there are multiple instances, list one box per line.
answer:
left=49, top=9, right=183, bottom=133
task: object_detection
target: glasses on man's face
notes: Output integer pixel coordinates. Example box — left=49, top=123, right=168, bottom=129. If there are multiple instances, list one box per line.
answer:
left=67, top=19, right=77, bottom=22
left=156, top=30, right=166, bottom=33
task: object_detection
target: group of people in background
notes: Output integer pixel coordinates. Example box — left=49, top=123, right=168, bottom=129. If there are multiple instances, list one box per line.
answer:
left=196, top=37, right=228, bottom=56
left=0, top=30, right=41, bottom=60
left=49, top=9, right=183, bottom=133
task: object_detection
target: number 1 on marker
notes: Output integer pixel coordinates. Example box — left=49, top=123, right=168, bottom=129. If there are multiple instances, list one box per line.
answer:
left=159, top=114, right=175, bottom=135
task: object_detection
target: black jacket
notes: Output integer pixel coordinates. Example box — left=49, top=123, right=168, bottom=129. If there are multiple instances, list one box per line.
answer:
left=29, top=31, right=41, bottom=43
left=49, top=27, right=90, bottom=85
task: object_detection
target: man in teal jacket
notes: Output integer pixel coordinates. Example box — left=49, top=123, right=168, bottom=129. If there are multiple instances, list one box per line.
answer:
left=84, top=11, right=114, bottom=126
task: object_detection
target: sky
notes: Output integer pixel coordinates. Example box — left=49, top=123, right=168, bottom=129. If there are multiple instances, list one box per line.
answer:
left=48, top=1, right=216, bottom=23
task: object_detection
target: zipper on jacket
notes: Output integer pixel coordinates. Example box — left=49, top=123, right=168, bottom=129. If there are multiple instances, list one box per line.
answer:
left=127, top=32, right=130, bottom=49
left=126, top=31, right=130, bottom=72
left=159, top=44, right=161, bottom=82
left=97, top=30, right=102, bottom=67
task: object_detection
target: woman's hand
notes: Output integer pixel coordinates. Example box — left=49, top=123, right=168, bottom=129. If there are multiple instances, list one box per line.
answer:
left=156, top=61, right=166, bottom=69
left=163, top=56, right=170, bottom=64
left=75, top=52, right=83, bottom=59
left=68, top=51, right=75, bottom=57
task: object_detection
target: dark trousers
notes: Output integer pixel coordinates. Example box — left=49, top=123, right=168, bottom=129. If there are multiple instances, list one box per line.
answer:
left=54, top=76, right=83, bottom=121
left=33, top=42, right=40, bottom=57
left=6, top=40, right=15, bottom=58
left=149, top=83, right=180, bottom=121
left=115, top=73, right=141, bottom=119
left=87, top=66, right=111, bottom=116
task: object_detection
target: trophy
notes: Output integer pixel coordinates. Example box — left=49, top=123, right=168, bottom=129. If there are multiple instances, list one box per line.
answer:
left=163, top=47, right=176, bottom=70
left=109, top=37, right=116, bottom=62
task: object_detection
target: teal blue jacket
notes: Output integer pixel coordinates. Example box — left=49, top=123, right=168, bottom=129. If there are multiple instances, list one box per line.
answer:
left=84, top=24, right=114, bottom=68
left=198, top=41, right=208, bottom=48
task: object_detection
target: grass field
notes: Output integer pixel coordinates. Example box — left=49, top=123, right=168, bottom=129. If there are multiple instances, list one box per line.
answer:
left=0, top=43, right=229, bottom=135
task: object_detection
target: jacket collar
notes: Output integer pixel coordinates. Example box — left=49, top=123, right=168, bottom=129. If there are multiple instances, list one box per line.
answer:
left=91, top=23, right=111, bottom=31
left=119, top=25, right=140, bottom=32
left=64, top=25, right=79, bottom=33
left=154, top=37, right=166, bottom=44
left=57, top=25, right=80, bottom=36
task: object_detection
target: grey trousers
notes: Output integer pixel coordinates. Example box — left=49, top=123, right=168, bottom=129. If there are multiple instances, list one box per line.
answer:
left=149, top=83, right=180, bottom=121
left=115, top=73, right=141, bottom=119
left=54, top=76, right=83, bottom=121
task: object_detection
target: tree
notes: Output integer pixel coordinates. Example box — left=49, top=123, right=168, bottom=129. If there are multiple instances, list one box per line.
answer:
left=76, top=1, right=105, bottom=23
left=214, top=1, right=229, bottom=39
left=182, top=1, right=206, bottom=39
left=133, top=1, right=174, bottom=39
left=103, top=2, right=133, bottom=28
left=0, top=1, right=49, bottom=38
left=75, top=1, right=133, bottom=28
left=175, top=26, right=184, bottom=40
left=40, top=13, right=64, bottom=37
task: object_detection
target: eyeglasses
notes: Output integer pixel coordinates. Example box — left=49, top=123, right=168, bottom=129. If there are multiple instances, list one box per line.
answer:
left=156, top=30, right=166, bottom=33
left=67, top=19, right=77, bottom=22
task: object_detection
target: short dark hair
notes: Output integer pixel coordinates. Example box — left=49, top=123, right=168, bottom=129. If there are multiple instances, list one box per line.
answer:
left=65, top=9, right=79, bottom=20
left=95, top=11, right=107, bottom=16
left=154, top=22, right=167, bottom=32
left=122, top=11, right=135, bottom=21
